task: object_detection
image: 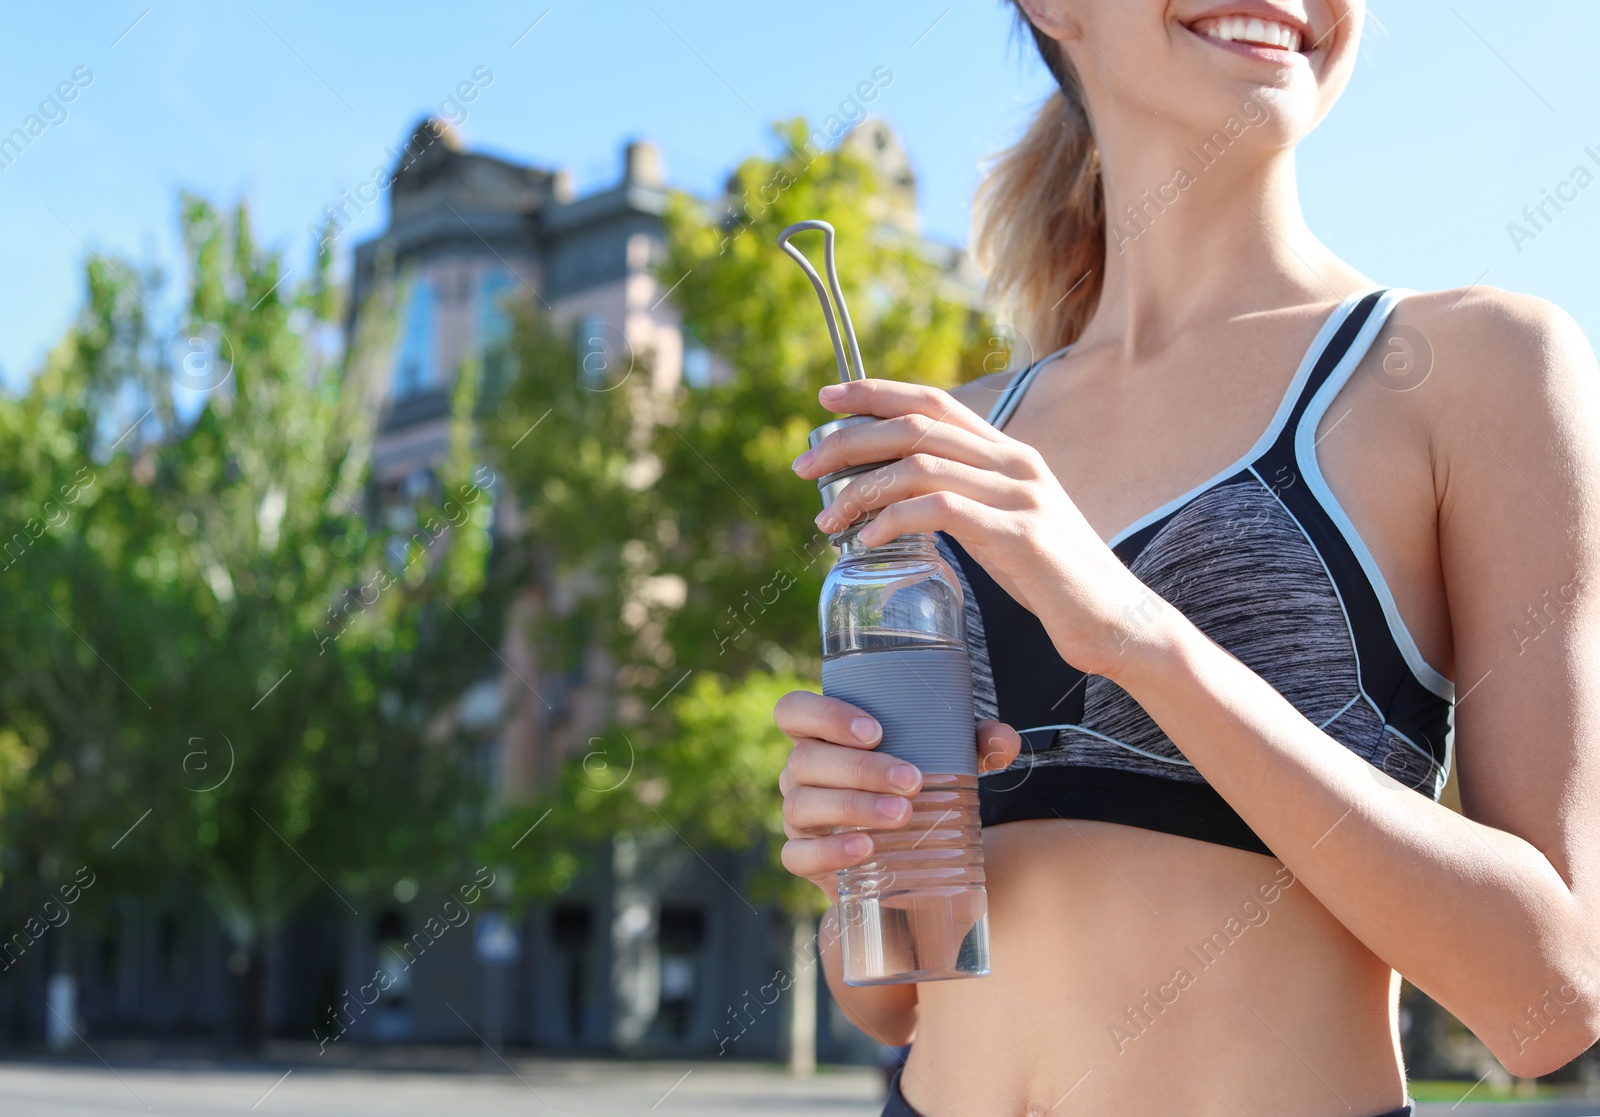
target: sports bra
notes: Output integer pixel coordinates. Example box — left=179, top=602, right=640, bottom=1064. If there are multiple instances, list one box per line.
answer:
left=935, top=287, right=1455, bottom=856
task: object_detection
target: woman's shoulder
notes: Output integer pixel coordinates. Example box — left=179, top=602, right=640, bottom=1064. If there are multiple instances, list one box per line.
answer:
left=948, top=339, right=1081, bottom=423
left=1378, top=286, right=1600, bottom=503
left=948, top=367, right=1027, bottom=424
left=1389, top=285, right=1596, bottom=407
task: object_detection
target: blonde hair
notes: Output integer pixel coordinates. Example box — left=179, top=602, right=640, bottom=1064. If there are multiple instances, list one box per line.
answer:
left=972, top=11, right=1105, bottom=353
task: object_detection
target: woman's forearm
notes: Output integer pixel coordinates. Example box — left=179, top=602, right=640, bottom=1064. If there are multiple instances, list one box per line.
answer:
left=1104, top=600, right=1600, bottom=1074
left=816, top=904, right=919, bottom=1047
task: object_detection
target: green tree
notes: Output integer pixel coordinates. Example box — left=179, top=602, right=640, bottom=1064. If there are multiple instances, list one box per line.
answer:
left=0, top=196, right=500, bottom=1044
left=485, top=118, right=1002, bottom=1062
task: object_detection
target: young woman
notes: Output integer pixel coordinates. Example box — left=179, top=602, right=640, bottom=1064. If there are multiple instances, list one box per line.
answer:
left=776, top=2, right=1600, bottom=1115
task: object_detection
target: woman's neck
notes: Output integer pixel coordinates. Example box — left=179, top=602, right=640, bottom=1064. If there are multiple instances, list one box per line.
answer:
left=1079, top=131, right=1368, bottom=358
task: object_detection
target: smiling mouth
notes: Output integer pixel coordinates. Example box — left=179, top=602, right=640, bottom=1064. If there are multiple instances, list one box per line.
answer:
left=1188, top=14, right=1307, bottom=53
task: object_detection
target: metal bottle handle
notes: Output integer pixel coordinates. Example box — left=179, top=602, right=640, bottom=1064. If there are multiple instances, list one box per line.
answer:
left=776, top=219, right=866, bottom=385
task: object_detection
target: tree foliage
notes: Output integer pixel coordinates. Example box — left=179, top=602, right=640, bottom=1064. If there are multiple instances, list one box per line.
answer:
left=488, top=119, right=1002, bottom=912
left=0, top=196, right=499, bottom=1037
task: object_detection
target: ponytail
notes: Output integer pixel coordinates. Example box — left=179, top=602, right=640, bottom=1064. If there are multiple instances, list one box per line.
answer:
left=972, top=14, right=1105, bottom=354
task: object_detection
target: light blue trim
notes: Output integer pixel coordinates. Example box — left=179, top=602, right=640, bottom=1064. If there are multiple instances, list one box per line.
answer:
left=1015, top=722, right=1197, bottom=768
left=1246, top=459, right=1457, bottom=800
left=1249, top=462, right=1452, bottom=796
left=1105, top=289, right=1374, bottom=550
left=986, top=344, right=1073, bottom=428
left=1291, top=288, right=1456, bottom=702
left=1381, top=724, right=1449, bottom=797
left=1318, top=693, right=1361, bottom=730
left=1382, top=721, right=1440, bottom=766
left=1438, top=707, right=1457, bottom=787
left=1249, top=461, right=1385, bottom=735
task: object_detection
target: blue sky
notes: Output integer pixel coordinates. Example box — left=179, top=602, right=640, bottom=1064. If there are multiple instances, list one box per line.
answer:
left=2, top=1, right=1596, bottom=390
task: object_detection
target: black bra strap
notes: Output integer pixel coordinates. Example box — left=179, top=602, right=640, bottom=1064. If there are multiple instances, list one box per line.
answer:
left=987, top=343, right=1071, bottom=429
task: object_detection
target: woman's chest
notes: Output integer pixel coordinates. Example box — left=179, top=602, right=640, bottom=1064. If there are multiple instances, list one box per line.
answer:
left=1000, top=346, right=1451, bottom=678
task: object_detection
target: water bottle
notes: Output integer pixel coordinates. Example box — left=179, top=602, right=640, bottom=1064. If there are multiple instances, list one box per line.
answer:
left=810, top=415, right=991, bottom=986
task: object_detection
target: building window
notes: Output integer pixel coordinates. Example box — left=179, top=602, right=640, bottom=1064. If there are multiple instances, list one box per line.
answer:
left=552, top=904, right=594, bottom=1041
left=477, top=270, right=517, bottom=349
left=97, top=915, right=119, bottom=986
left=158, top=912, right=182, bottom=984
left=392, top=278, right=438, bottom=398
left=373, top=908, right=414, bottom=1040
left=575, top=314, right=609, bottom=387
left=476, top=269, right=518, bottom=404
left=655, top=905, right=705, bottom=1039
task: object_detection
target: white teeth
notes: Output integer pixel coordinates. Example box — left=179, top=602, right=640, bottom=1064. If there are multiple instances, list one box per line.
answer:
left=1201, top=14, right=1302, bottom=50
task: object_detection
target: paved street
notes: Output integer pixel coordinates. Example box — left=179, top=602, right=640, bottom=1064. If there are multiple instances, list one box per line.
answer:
left=0, top=1057, right=885, bottom=1117
left=0, top=1056, right=1594, bottom=1117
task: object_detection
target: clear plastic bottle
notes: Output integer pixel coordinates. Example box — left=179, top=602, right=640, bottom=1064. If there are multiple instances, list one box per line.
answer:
left=813, top=420, right=991, bottom=985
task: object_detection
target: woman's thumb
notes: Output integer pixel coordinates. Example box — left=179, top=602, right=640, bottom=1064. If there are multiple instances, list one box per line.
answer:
left=976, top=719, right=1022, bottom=773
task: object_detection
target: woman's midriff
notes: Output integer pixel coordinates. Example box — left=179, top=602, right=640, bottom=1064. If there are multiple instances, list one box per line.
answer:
left=897, top=818, right=1409, bottom=1117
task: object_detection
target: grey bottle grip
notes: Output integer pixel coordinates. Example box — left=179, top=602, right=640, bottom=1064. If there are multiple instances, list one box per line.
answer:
left=821, top=646, right=977, bottom=776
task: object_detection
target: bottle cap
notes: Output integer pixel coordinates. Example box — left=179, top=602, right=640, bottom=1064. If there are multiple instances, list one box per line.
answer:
left=808, top=415, right=896, bottom=526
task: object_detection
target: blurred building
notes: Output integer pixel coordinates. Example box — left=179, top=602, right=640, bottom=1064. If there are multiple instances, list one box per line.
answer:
left=350, top=118, right=717, bottom=802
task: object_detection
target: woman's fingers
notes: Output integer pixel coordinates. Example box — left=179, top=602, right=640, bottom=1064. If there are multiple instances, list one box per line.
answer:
left=816, top=454, right=1028, bottom=533
left=782, top=830, right=875, bottom=881
left=854, top=489, right=1003, bottom=548
left=977, top=719, right=1023, bottom=773
left=774, top=689, right=882, bottom=749
left=775, top=699, right=1019, bottom=896
left=783, top=784, right=913, bottom=838
left=816, top=378, right=998, bottom=440
left=784, top=738, right=922, bottom=797
left=795, top=410, right=1019, bottom=481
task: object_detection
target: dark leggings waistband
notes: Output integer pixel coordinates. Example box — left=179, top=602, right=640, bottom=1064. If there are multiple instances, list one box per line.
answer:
left=881, top=1066, right=1413, bottom=1117
left=879, top=1067, right=920, bottom=1117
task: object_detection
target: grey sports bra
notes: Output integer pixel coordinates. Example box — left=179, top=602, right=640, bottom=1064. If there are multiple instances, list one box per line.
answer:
left=935, top=287, right=1455, bottom=855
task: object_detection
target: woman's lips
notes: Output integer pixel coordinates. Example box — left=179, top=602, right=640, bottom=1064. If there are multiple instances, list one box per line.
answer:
left=1185, top=12, right=1318, bottom=62
left=1191, top=13, right=1306, bottom=51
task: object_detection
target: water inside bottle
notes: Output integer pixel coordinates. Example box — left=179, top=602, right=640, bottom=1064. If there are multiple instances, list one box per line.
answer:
left=834, top=772, right=990, bottom=985
left=822, top=628, right=959, bottom=657
left=822, top=626, right=989, bottom=984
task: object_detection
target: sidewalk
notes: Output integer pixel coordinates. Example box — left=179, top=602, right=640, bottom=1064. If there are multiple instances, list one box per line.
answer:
left=1416, top=1103, right=1598, bottom=1117
left=0, top=1053, right=889, bottom=1116
left=0, top=1051, right=1592, bottom=1116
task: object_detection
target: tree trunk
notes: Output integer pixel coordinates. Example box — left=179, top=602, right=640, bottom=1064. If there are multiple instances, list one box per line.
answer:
left=1401, top=981, right=1453, bottom=1078
left=787, top=912, right=817, bottom=1076
left=228, top=938, right=268, bottom=1051
left=247, top=941, right=267, bottom=1049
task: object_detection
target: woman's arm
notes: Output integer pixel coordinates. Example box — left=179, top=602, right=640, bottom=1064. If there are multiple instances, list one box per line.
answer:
left=797, top=296, right=1600, bottom=1075
left=1098, top=289, right=1600, bottom=1075
left=817, top=903, right=920, bottom=1047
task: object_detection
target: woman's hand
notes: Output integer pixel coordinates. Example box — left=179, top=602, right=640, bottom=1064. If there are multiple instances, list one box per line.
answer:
left=775, top=689, right=1021, bottom=903
left=792, top=377, right=1161, bottom=679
